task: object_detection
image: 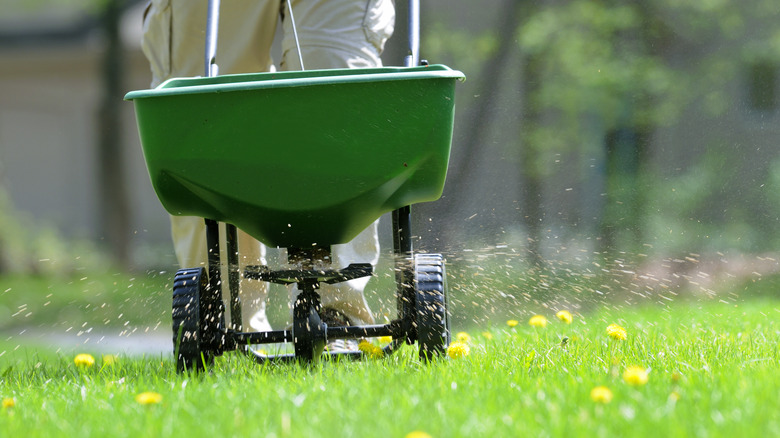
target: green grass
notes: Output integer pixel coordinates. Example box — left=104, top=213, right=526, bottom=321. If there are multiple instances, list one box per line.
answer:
left=0, top=270, right=170, bottom=332
left=1, top=297, right=778, bottom=437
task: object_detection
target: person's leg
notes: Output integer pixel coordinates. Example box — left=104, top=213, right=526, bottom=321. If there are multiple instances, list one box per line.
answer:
left=280, top=0, right=395, bottom=326
left=141, top=0, right=281, bottom=330
left=143, top=0, right=281, bottom=82
left=169, top=217, right=271, bottom=331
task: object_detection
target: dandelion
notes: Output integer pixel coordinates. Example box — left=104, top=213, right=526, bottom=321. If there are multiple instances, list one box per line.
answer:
left=378, top=336, right=393, bottom=344
left=506, top=319, right=519, bottom=328
left=358, top=340, right=384, bottom=359
left=135, top=392, right=163, bottom=405
left=481, top=331, right=493, bottom=340
left=405, top=432, right=432, bottom=438
left=447, top=341, right=470, bottom=359
left=528, top=315, right=548, bottom=328
left=2, top=398, right=15, bottom=409
left=623, top=366, right=649, bottom=386
left=455, top=332, right=471, bottom=343
left=74, top=353, right=95, bottom=368
left=102, top=354, right=118, bottom=366
left=668, top=391, right=681, bottom=403
left=606, top=324, right=627, bottom=341
left=590, top=386, right=613, bottom=404
left=556, top=310, right=573, bottom=324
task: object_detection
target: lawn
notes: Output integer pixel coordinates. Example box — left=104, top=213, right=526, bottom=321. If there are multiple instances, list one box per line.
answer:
left=1, top=291, right=778, bottom=437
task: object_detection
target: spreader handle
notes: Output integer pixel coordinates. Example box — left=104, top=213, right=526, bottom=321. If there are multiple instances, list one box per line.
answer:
left=405, top=0, right=420, bottom=67
left=205, top=0, right=220, bottom=77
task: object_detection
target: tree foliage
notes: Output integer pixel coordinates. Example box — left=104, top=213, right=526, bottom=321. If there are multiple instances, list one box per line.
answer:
left=425, top=0, right=780, bottom=257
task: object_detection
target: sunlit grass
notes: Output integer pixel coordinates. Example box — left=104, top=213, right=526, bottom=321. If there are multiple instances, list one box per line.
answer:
left=1, top=298, right=778, bottom=437
left=0, top=271, right=170, bottom=332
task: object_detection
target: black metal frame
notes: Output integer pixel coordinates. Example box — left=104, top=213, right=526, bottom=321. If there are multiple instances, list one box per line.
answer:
left=196, top=205, right=415, bottom=363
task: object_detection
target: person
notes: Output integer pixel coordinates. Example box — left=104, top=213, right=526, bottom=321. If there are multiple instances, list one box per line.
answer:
left=140, top=0, right=395, bottom=338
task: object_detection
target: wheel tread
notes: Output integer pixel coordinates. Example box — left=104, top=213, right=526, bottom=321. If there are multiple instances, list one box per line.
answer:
left=414, top=254, right=450, bottom=360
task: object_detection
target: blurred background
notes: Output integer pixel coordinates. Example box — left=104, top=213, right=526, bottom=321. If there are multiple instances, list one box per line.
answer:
left=2, top=0, right=780, bottom=350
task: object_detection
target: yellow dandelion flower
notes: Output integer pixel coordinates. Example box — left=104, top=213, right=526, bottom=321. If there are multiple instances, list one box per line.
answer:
left=481, top=331, right=493, bottom=340
left=135, top=392, right=163, bottom=405
left=589, top=386, right=613, bottom=404
left=405, top=432, right=432, bottom=438
left=358, top=340, right=384, bottom=359
left=606, top=323, right=627, bottom=341
left=623, top=366, right=649, bottom=386
left=378, top=336, right=393, bottom=344
left=447, top=341, right=470, bottom=359
left=102, top=354, right=118, bottom=366
left=2, top=398, right=15, bottom=409
left=668, top=391, right=680, bottom=402
left=556, top=310, right=573, bottom=324
left=74, top=353, right=95, bottom=368
left=528, top=315, right=548, bottom=328
left=455, top=332, right=471, bottom=343
left=506, top=319, right=519, bottom=328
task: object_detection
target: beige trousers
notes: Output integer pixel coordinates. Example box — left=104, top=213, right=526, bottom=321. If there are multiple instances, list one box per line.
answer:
left=141, top=0, right=395, bottom=329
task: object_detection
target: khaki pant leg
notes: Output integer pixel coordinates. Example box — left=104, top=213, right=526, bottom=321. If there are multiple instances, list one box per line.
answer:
left=143, top=0, right=281, bottom=83
left=142, top=0, right=281, bottom=331
left=282, top=0, right=395, bottom=325
left=168, top=218, right=271, bottom=331
left=320, top=224, right=380, bottom=326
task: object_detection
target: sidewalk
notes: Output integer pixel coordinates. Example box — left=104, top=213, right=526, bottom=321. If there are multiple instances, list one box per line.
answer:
left=3, top=326, right=171, bottom=356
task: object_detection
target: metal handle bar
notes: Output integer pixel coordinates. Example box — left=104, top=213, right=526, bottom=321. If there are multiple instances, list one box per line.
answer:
left=405, top=0, right=420, bottom=67
left=205, top=0, right=220, bottom=77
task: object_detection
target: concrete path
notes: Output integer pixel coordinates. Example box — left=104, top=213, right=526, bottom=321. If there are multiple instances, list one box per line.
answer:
left=3, top=327, right=172, bottom=356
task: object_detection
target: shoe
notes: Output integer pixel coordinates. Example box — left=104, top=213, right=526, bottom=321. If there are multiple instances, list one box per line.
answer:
left=319, top=307, right=351, bottom=327
left=324, top=338, right=359, bottom=353
left=319, top=308, right=359, bottom=353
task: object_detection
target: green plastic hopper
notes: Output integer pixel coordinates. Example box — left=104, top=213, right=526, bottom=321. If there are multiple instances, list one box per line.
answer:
left=125, top=65, right=465, bottom=248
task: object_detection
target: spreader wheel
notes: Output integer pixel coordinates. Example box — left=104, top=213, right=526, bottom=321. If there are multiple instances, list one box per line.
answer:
left=172, top=267, right=225, bottom=372
left=414, top=254, right=450, bottom=360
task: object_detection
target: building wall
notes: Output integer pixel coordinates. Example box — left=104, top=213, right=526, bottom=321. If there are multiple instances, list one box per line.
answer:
left=0, top=36, right=175, bottom=267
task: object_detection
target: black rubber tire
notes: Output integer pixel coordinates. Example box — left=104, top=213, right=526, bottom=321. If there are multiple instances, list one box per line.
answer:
left=172, top=267, right=224, bottom=372
left=414, top=254, right=450, bottom=360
